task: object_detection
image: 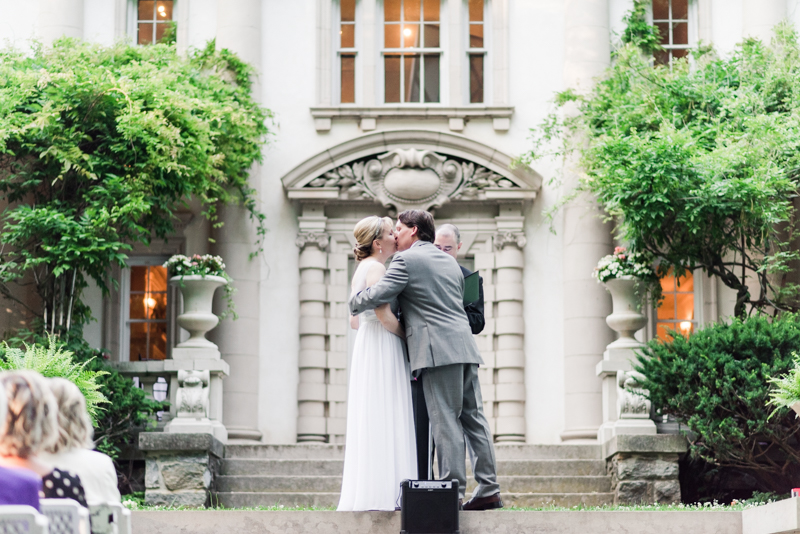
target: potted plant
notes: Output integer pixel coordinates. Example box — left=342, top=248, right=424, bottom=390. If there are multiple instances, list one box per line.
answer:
left=768, top=353, right=800, bottom=417
left=164, top=254, right=236, bottom=348
left=593, top=247, right=661, bottom=344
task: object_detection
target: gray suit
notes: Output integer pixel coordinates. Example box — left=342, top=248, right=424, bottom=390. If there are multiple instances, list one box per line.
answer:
left=349, top=240, right=500, bottom=500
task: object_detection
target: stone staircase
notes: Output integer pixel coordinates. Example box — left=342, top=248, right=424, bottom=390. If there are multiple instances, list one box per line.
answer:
left=214, top=443, right=614, bottom=508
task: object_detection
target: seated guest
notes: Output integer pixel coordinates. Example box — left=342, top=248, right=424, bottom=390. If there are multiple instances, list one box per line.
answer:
left=0, top=370, right=88, bottom=508
left=0, top=375, right=42, bottom=509
left=39, top=378, right=120, bottom=504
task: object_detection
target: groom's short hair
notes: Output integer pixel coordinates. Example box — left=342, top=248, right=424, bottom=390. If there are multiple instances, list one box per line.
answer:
left=398, top=210, right=435, bottom=243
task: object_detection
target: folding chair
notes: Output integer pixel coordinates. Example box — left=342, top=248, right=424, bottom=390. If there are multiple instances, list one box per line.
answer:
left=0, top=505, right=49, bottom=534
left=39, top=500, right=89, bottom=534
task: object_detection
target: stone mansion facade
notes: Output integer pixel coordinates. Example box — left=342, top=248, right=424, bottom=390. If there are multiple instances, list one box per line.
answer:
left=0, top=0, right=794, bottom=445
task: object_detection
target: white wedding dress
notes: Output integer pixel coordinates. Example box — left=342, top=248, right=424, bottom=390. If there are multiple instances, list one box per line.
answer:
left=337, top=259, right=418, bottom=511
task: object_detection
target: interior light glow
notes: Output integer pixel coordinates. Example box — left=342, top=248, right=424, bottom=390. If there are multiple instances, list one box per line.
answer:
left=679, top=321, right=692, bottom=333
left=403, top=28, right=412, bottom=37
left=145, top=297, right=157, bottom=309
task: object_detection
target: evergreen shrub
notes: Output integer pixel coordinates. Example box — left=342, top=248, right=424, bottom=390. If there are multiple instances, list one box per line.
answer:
left=635, top=314, right=800, bottom=493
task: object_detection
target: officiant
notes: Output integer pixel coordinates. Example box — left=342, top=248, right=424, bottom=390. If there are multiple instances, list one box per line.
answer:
left=409, top=223, right=486, bottom=480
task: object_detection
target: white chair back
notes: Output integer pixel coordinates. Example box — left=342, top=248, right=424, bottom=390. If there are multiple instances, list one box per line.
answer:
left=39, top=500, right=89, bottom=534
left=0, top=505, right=49, bottom=534
left=87, top=504, right=115, bottom=534
left=106, top=505, right=130, bottom=534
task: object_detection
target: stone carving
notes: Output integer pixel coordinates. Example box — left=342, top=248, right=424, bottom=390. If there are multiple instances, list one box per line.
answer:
left=617, top=370, right=651, bottom=419
left=295, top=232, right=330, bottom=250
left=303, top=148, right=521, bottom=211
left=494, top=231, right=527, bottom=250
left=175, top=370, right=210, bottom=419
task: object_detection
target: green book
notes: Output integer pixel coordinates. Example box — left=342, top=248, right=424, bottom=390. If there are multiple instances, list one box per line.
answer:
left=463, top=271, right=480, bottom=305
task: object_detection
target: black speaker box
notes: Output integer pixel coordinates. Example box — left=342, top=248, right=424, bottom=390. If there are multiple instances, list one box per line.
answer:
left=400, top=479, right=460, bottom=534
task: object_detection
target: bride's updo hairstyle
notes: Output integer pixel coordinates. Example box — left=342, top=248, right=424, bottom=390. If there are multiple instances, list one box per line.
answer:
left=353, top=216, right=392, bottom=261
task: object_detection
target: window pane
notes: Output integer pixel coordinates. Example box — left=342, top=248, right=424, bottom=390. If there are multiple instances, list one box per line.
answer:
left=385, top=0, right=401, bottom=21
left=672, top=0, right=689, bottom=19
left=156, top=1, right=173, bottom=20
left=150, top=323, right=168, bottom=360
left=656, top=323, right=673, bottom=341
left=385, top=55, right=401, bottom=102
left=385, top=23, right=401, bottom=47
left=341, top=24, right=355, bottom=47
left=138, top=23, right=154, bottom=45
left=469, top=0, right=484, bottom=22
left=660, top=273, right=676, bottom=292
left=341, top=54, right=355, bottom=103
left=405, top=0, right=421, bottom=21
left=155, top=22, right=170, bottom=43
left=469, top=23, right=483, bottom=48
left=672, top=48, right=689, bottom=60
left=130, top=323, right=147, bottom=362
left=130, top=294, right=146, bottom=320
left=655, top=22, right=670, bottom=45
left=150, top=266, right=167, bottom=290
left=423, top=0, right=439, bottom=21
left=653, top=0, right=669, bottom=20
left=403, top=24, right=420, bottom=47
left=424, top=54, right=439, bottom=103
left=423, top=24, right=439, bottom=47
left=676, top=293, right=694, bottom=320
left=676, top=273, right=694, bottom=293
left=672, top=22, right=688, bottom=45
left=146, top=293, right=168, bottom=320
left=657, top=293, right=675, bottom=320
left=677, top=321, right=694, bottom=337
left=138, top=0, right=154, bottom=20
left=404, top=54, right=421, bottom=102
left=469, top=54, right=484, bottom=103
left=341, top=0, right=356, bottom=22
left=131, top=266, right=146, bottom=292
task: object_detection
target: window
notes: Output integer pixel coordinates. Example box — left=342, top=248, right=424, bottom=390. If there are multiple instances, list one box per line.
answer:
left=653, top=0, right=689, bottom=66
left=137, top=1, right=174, bottom=45
left=655, top=269, right=695, bottom=341
left=468, top=0, right=485, bottom=103
left=125, top=262, right=169, bottom=361
left=339, top=0, right=357, bottom=103
left=383, top=0, right=441, bottom=103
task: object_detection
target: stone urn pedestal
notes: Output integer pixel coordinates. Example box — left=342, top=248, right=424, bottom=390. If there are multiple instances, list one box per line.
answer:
left=596, top=276, right=656, bottom=444
left=164, top=275, right=229, bottom=442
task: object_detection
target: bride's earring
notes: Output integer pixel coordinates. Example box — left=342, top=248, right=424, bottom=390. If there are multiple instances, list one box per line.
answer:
left=379, top=247, right=383, bottom=254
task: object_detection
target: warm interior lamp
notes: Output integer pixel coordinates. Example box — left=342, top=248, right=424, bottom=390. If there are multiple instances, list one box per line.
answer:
left=679, top=321, right=692, bottom=333
left=145, top=297, right=157, bottom=309
left=158, top=5, right=166, bottom=16
left=403, top=28, right=412, bottom=37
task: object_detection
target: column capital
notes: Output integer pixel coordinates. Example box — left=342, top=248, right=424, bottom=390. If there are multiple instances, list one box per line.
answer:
left=296, top=232, right=330, bottom=251
left=493, top=230, right=526, bottom=251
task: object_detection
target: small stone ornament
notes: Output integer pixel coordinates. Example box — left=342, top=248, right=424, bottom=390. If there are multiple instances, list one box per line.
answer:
left=176, top=370, right=210, bottom=419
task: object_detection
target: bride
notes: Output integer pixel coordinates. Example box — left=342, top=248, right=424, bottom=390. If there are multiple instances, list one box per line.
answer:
left=337, top=216, right=417, bottom=511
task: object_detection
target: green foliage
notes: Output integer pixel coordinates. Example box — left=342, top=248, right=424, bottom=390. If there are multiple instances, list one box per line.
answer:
left=0, top=335, right=108, bottom=422
left=768, top=353, right=800, bottom=415
left=620, top=0, right=662, bottom=54
left=634, top=314, right=800, bottom=492
left=526, top=16, right=800, bottom=317
left=0, top=38, right=270, bottom=333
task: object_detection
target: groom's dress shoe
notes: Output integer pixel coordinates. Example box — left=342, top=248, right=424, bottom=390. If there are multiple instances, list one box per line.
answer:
left=462, top=492, right=503, bottom=511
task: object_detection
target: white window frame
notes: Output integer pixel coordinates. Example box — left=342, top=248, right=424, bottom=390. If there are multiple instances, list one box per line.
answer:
left=649, top=0, right=698, bottom=66
left=644, top=267, right=705, bottom=343
left=379, top=0, right=445, bottom=105
left=119, top=256, right=175, bottom=362
left=128, top=0, right=178, bottom=45
left=335, top=0, right=361, bottom=105
left=465, top=0, right=490, bottom=105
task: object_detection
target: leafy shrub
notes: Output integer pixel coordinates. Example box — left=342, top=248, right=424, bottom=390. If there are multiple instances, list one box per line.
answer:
left=635, top=314, right=800, bottom=492
left=0, top=336, right=108, bottom=422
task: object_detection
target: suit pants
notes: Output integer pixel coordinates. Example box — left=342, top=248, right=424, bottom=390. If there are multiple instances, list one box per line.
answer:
left=422, top=363, right=500, bottom=499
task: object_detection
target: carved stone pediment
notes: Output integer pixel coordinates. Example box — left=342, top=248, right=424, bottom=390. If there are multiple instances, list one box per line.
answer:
left=300, top=148, right=527, bottom=212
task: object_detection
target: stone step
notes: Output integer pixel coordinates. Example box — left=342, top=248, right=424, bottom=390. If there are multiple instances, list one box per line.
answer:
left=224, top=443, right=601, bottom=461
left=216, top=475, right=612, bottom=494
left=225, top=444, right=344, bottom=460
left=212, top=491, right=615, bottom=509
left=220, top=458, right=606, bottom=477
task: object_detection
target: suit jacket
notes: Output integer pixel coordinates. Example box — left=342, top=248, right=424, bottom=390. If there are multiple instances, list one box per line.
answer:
left=460, top=265, right=485, bottom=335
left=349, top=240, right=484, bottom=373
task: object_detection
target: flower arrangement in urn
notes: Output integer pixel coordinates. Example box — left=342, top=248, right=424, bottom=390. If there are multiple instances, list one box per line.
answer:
left=593, top=247, right=662, bottom=306
left=164, top=254, right=237, bottom=320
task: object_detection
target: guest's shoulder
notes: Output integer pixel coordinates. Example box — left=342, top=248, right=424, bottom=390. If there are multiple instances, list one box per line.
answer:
left=0, top=465, right=41, bottom=484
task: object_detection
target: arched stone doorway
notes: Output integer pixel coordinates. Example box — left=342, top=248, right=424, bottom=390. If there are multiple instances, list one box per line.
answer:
left=282, top=130, right=542, bottom=444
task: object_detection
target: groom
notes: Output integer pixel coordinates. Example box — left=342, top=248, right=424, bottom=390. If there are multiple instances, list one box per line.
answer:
left=349, top=209, right=502, bottom=510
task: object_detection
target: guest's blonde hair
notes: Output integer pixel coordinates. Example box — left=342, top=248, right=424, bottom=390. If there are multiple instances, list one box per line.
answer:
left=353, top=216, right=392, bottom=261
left=45, top=377, right=93, bottom=454
left=0, top=370, right=58, bottom=458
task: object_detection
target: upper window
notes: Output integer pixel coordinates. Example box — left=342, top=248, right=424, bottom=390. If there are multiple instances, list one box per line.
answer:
left=339, top=0, right=357, bottom=103
left=382, top=0, right=441, bottom=103
left=468, top=0, right=485, bottom=103
left=655, top=269, right=695, bottom=341
left=137, top=1, right=174, bottom=45
left=653, top=0, right=689, bottom=66
left=125, top=261, right=170, bottom=361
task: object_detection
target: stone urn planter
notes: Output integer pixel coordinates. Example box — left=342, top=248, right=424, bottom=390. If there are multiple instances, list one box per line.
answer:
left=170, top=275, right=227, bottom=348
left=604, top=275, right=648, bottom=349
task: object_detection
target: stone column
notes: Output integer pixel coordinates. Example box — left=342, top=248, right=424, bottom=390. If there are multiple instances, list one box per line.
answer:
left=296, top=230, right=330, bottom=443
left=209, top=0, right=263, bottom=441
left=561, top=0, right=614, bottom=442
left=742, top=0, right=785, bottom=42
left=38, top=0, right=84, bottom=45
left=493, top=228, right=527, bottom=443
